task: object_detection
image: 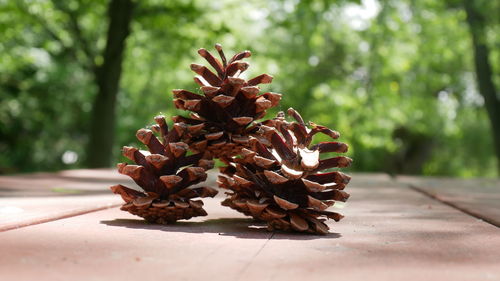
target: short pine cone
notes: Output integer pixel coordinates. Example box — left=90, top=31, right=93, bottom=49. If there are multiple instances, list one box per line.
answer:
left=171, top=44, right=281, bottom=158
left=110, top=115, right=218, bottom=224
left=219, top=108, right=352, bottom=234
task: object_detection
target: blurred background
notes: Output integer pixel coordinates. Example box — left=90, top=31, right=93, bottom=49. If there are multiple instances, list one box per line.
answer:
left=0, top=0, right=498, bottom=178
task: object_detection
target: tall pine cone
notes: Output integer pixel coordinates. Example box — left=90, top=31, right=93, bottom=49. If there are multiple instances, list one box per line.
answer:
left=172, top=44, right=282, bottom=158
left=218, top=108, right=352, bottom=234
left=110, top=115, right=218, bottom=224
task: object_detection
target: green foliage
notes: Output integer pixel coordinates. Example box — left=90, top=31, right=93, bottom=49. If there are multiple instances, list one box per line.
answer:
left=0, top=0, right=498, bottom=177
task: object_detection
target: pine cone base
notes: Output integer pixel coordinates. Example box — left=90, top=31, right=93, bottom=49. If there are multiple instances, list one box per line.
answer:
left=121, top=199, right=208, bottom=224
left=221, top=198, right=254, bottom=217
left=221, top=196, right=341, bottom=234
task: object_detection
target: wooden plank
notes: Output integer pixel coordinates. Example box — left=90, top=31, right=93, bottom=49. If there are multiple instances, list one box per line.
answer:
left=241, top=176, right=500, bottom=281
left=0, top=198, right=272, bottom=281
left=397, top=175, right=500, bottom=226
left=0, top=169, right=125, bottom=231
left=0, top=195, right=122, bottom=231
left=0, top=174, right=498, bottom=281
left=0, top=168, right=216, bottom=231
left=0, top=169, right=134, bottom=197
left=57, top=168, right=136, bottom=181
left=0, top=169, right=135, bottom=197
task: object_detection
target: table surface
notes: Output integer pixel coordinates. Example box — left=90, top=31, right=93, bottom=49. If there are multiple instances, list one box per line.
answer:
left=0, top=169, right=499, bottom=281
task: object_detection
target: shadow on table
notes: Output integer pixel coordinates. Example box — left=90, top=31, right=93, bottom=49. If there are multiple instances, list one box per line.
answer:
left=100, top=218, right=341, bottom=240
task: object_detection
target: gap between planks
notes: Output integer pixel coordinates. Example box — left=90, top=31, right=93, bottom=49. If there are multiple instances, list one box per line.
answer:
left=236, top=231, right=276, bottom=281
left=407, top=184, right=499, bottom=228
left=0, top=203, right=121, bottom=232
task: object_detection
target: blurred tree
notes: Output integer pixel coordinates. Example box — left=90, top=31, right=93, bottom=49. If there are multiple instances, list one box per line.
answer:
left=463, top=0, right=500, bottom=175
left=0, top=0, right=202, bottom=170
left=84, top=0, right=134, bottom=168
left=9, top=0, right=134, bottom=168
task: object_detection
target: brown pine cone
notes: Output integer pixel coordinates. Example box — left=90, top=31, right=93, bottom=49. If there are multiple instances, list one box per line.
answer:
left=218, top=108, right=352, bottom=234
left=171, top=44, right=282, bottom=158
left=110, top=115, right=218, bottom=224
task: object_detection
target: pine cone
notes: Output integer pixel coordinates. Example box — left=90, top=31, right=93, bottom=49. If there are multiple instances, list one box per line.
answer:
left=218, top=108, right=352, bottom=234
left=110, top=115, right=218, bottom=224
left=172, top=44, right=282, bottom=158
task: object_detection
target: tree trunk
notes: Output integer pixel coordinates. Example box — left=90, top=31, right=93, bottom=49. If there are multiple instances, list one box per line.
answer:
left=463, top=0, right=500, bottom=176
left=86, top=0, right=134, bottom=167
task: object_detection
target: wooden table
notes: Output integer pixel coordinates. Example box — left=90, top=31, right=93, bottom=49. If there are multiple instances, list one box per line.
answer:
left=0, top=169, right=499, bottom=281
